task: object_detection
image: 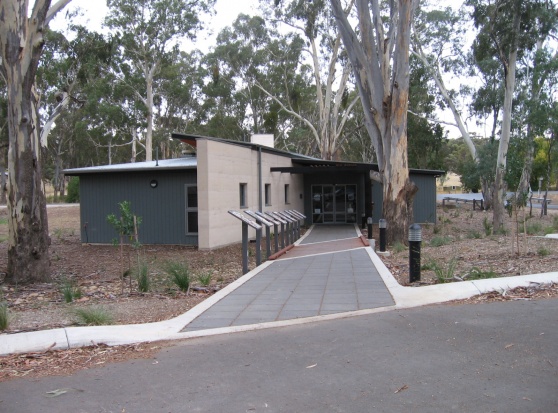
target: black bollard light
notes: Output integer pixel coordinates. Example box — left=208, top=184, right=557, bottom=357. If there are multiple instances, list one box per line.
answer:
left=408, top=224, right=422, bottom=283
left=367, top=217, right=373, bottom=241
left=361, top=213, right=366, bottom=230
left=379, top=219, right=387, bottom=252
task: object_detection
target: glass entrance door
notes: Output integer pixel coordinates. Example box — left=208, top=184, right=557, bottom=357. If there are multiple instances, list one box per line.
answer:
left=312, top=185, right=356, bottom=224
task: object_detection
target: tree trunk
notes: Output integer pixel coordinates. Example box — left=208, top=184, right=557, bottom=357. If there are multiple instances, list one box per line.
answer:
left=332, top=0, right=418, bottom=243
left=493, top=10, right=520, bottom=232
left=145, top=70, right=154, bottom=162
left=0, top=1, right=67, bottom=283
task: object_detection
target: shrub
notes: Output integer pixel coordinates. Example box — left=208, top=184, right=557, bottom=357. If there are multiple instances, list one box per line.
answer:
left=430, top=236, right=451, bottom=247
left=0, top=301, right=8, bottom=331
left=74, top=307, right=113, bottom=326
left=136, top=263, right=150, bottom=293
left=164, top=261, right=190, bottom=292
left=466, top=230, right=482, bottom=239
left=483, top=217, right=492, bottom=236
left=526, top=222, right=543, bottom=235
left=66, top=176, right=80, bottom=203
left=429, top=258, right=457, bottom=283
left=197, top=272, right=212, bottom=287
left=465, top=267, right=497, bottom=280
left=538, top=247, right=550, bottom=257
left=392, top=242, right=406, bottom=254
left=60, top=278, right=82, bottom=303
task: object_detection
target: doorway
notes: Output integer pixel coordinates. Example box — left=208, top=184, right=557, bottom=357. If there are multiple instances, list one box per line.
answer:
left=311, top=185, right=356, bottom=224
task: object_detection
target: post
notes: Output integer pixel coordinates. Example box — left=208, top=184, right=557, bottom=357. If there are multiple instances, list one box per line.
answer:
left=242, top=221, right=249, bottom=275
left=361, top=213, right=366, bottom=230
left=409, top=224, right=422, bottom=283
left=367, top=217, right=373, bottom=241
left=255, top=227, right=262, bottom=267
left=379, top=219, right=387, bottom=252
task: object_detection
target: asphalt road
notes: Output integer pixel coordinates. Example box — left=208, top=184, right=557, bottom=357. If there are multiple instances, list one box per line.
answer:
left=1, top=299, right=557, bottom=413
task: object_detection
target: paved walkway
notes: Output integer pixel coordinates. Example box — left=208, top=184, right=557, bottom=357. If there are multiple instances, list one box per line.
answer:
left=182, top=225, right=394, bottom=331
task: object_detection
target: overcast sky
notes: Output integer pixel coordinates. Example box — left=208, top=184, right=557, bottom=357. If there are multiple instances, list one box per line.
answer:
left=51, top=0, right=261, bottom=51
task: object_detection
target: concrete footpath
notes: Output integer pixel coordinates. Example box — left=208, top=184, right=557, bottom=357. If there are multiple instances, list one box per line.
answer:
left=1, top=224, right=558, bottom=356
left=1, top=299, right=556, bottom=412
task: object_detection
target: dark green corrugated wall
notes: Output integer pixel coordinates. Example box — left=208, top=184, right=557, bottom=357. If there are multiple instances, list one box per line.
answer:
left=79, top=170, right=198, bottom=245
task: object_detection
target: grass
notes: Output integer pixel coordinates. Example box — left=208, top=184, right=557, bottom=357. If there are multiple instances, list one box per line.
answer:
left=429, top=236, right=452, bottom=247
left=429, top=258, right=457, bottom=284
left=164, top=261, right=190, bottom=292
left=0, top=301, right=8, bottom=331
left=74, top=306, right=113, bottom=326
left=60, top=278, right=82, bottom=303
left=136, top=263, right=150, bottom=293
left=392, top=241, right=406, bottom=253
left=466, top=230, right=482, bottom=239
left=526, top=222, right=543, bottom=235
left=483, top=217, right=492, bottom=236
left=465, top=267, right=497, bottom=280
left=197, top=272, right=212, bottom=287
left=538, top=247, right=550, bottom=257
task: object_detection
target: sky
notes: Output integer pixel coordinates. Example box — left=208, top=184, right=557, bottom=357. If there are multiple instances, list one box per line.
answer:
left=51, top=0, right=261, bottom=51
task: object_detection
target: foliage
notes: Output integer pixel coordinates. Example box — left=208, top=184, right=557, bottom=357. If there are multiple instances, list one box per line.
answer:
left=106, top=201, right=142, bottom=293
left=164, top=261, right=191, bottom=292
left=429, top=236, right=452, bottom=247
left=464, top=267, right=497, bottom=280
left=136, top=262, right=150, bottom=293
left=483, top=216, right=492, bottom=236
left=429, top=258, right=457, bottom=284
left=457, top=139, right=498, bottom=193
left=197, top=272, right=212, bottom=287
left=60, top=278, right=83, bottom=303
left=537, top=247, right=550, bottom=257
left=66, top=177, right=80, bottom=203
left=74, top=306, right=114, bottom=326
left=0, top=294, right=8, bottom=331
left=392, top=242, right=407, bottom=254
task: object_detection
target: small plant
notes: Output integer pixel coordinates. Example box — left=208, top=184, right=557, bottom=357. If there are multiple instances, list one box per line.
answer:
left=136, top=262, right=150, bottom=293
left=60, top=278, right=83, bottom=303
left=526, top=222, right=543, bottom=235
left=164, top=261, right=190, bottom=292
left=432, top=225, right=441, bottom=234
left=466, top=230, right=482, bottom=239
left=197, top=272, right=212, bottom=287
left=74, top=306, right=113, bottom=326
left=483, top=217, right=492, bottom=236
left=53, top=228, right=64, bottom=240
left=430, top=236, right=451, bottom=247
left=0, top=295, right=8, bottom=331
left=538, top=247, right=550, bottom=257
left=392, top=241, right=406, bottom=253
left=429, top=258, right=457, bottom=283
left=465, top=267, right=497, bottom=280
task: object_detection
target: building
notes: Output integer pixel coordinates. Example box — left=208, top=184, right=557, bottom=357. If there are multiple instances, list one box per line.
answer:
left=64, top=134, right=442, bottom=249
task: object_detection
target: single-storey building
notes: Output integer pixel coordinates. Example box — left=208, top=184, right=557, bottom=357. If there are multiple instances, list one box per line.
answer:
left=64, top=134, right=442, bottom=250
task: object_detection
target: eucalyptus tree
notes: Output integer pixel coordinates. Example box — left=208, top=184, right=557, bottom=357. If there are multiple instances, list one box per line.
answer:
left=331, top=0, right=418, bottom=243
left=260, top=0, right=360, bottom=160
left=467, top=0, right=557, bottom=231
left=0, top=0, right=73, bottom=283
left=104, top=0, right=215, bottom=161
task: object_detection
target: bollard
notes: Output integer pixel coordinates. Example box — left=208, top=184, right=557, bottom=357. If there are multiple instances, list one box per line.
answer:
left=409, top=224, right=422, bottom=283
left=379, top=219, right=387, bottom=252
left=367, top=217, right=373, bottom=241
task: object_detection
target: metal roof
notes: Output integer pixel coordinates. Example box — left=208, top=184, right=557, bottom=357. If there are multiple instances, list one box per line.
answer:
left=64, top=157, right=197, bottom=175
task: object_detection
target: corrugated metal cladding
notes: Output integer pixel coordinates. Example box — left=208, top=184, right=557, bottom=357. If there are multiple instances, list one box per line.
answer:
left=371, top=173, right=437, bottom=224
left=80, top=170, right=198, bottom=245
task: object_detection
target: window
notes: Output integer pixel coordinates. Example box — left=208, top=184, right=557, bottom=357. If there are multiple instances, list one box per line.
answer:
left=284, top=184, right=290, bottom=204
left=239, top=183, right=247, bottom=208
left=185, top=185, right=198, bottom=234
left=265, top=184, right=271, bottom=206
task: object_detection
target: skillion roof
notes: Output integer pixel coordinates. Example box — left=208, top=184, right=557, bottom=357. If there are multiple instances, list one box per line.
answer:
left=64, top=157, right=197, bottom=175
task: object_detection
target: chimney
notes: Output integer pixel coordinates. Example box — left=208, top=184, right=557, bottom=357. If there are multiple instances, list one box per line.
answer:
left=250, top=134, right=274, bottom=148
